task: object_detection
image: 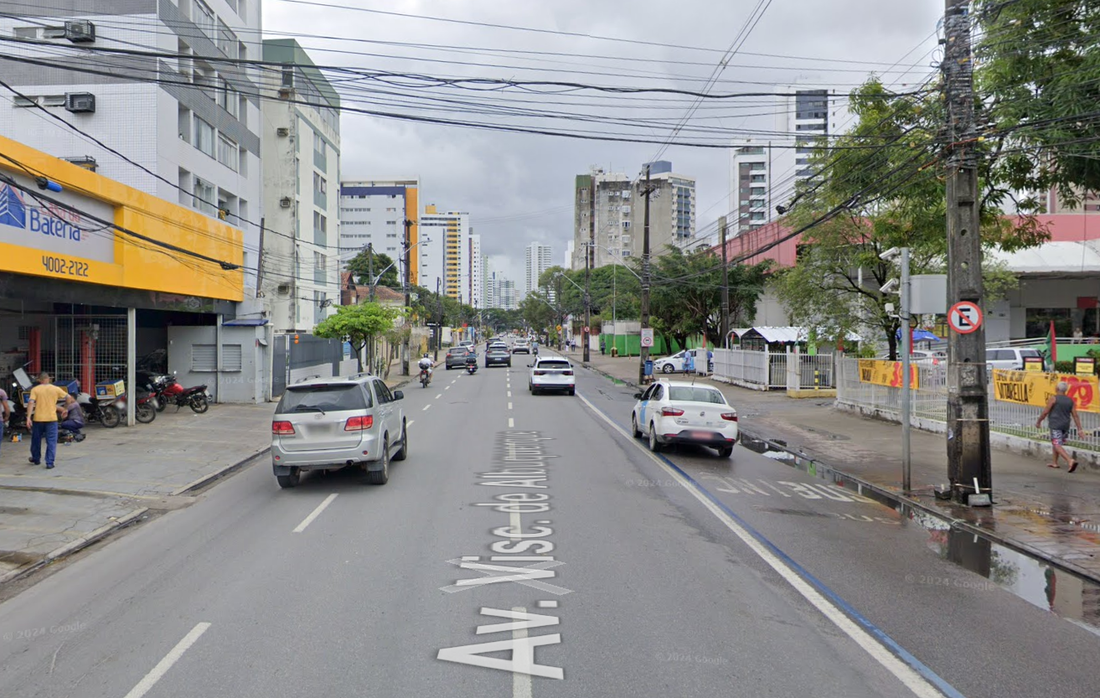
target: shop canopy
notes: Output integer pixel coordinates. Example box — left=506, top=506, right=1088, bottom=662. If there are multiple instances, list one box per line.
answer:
left=896, top=328, right=941, bottom=342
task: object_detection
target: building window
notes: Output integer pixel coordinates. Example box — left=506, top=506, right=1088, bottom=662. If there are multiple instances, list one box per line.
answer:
left=222, top=344, right=243, bottom=371
left=749, top=163, right=765, bottom=171
left=217, top=134, right=239, bottom=171
left=217, top=19, right=238, bottom=59
left=751, top=175, right=766, bottom=183
left=314, top=172, right=327, bottom=195
left=194, top=116, right=215, bottom=157
left=193, top=177, right=216, bottom=215
left=193, top=0, right=217, bottom=42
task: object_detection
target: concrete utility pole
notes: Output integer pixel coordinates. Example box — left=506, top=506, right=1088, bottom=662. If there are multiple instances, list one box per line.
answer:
left=719, top=215, right=729, bottom=348
left=402, top=218, right=413, bottom=375
left=585, top=172, right=596, bottom=363
left=583, top=243, right=591, bottom=362
left=638, top=164, right=653, bottom=384
left=944, top=0, right=991, bottom=503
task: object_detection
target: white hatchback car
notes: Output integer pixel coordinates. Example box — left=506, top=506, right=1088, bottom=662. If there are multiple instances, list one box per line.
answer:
left=631, top=381, right=739, bottom=458
left=528, top=357, right=575, bottom=395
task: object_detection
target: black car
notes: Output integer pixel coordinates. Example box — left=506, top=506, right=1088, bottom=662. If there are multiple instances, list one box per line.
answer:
left=485, top=346, right=512, bottom=368
left=445, top=346, right=472, bottom=370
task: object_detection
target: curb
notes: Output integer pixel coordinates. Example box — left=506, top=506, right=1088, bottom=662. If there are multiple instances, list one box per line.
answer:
left=170, top=448, right=271, bottom=496
left=0, top=507, right=149, bottom=586
left=582, top=361, right=1100, bottom=585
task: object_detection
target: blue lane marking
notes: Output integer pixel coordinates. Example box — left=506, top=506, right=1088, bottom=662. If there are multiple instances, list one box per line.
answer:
left=587, top=398, right=966, bottom=698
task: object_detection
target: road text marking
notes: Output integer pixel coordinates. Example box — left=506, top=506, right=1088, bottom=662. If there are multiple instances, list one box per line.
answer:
left=293, top=493, right=338, bottom=533
left=123, top=622, right=211, bottom=698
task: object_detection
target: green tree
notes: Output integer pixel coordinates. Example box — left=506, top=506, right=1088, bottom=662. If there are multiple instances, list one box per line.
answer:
left=519, top=291, right=556, bottom=338
left=776, top=78, right=1044, bottom=358
left=346, top=248, right=400, bottom=288
left=313, top=303, right=401, bottom=372
left=975, top=0, right=1100, bottom=210
left=649, top=246, right=769, bottom=350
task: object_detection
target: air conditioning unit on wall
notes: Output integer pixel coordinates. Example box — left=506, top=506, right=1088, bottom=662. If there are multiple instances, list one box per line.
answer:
left=279, top=197, right=292, bottom=208
left=64, top=20, right=95, bottom=43
left=276, top=127, right=289, bottom=137
left=65, top=92, right=95, bottom=113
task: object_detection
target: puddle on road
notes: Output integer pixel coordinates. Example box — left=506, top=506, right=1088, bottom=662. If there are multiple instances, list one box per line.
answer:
left=741, top=435, right=1100, bottom=635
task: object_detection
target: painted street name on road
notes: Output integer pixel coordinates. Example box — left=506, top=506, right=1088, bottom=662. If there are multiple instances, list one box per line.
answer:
left=438, top=431, right=567, bottom=681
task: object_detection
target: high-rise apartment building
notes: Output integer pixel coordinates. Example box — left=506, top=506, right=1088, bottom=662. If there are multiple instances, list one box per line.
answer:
left=0, top=1, right=264, bottom=309
left=525, top=242, right=553, bottom=298
left=486, top=271, right=518, bottom=310
left=729, top=86, right=849, bottom=233
left=261, top=39, right=340, bottom=333
left=572, top=161, right=695, bottom=270
left=338, top=179, right=420, bottom=287
left=420, top=205, right=470, bottom=301
left=469, top=234, right=483, bottom=308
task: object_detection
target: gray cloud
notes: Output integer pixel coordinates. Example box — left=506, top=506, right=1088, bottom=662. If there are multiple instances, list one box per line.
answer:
left=265, top=0, right=943, bottom=284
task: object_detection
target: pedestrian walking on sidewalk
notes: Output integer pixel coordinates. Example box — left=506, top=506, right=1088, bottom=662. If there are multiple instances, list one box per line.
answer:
left=1036, top=381, right=1084, bottom=472
left=0, top=386, right=10, bottom=452
left=26, top=372, right=69, bottom=470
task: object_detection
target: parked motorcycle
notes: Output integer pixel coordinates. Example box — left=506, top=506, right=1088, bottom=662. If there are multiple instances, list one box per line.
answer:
left=79, top=393, right=122, bottom=428
left=163, top=383, right=210, bottom=413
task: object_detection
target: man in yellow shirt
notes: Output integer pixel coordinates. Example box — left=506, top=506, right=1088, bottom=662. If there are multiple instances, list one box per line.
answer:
left=26, top=373, right=70, bottom=470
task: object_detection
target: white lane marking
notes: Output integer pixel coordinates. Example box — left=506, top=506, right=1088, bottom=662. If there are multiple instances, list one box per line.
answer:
left=508, top=402, right=513, bottom=410
left=512, top=606, right=533, bottom=698
left=446, top=385, right=452, bottom=391
left=508, top=391, right=512, bottom=398
left=123, top=622, right=211, bottom=698
left=435, top=394, right=441, bottom=400
left=509, top=418, right=515, bottom=428
left=293, top=493, right=338, bottom=533
left=577, top=393, right=947, bottom=698
left=452, top=379, right=458, bottom=385
left=423, top=404, right=432, bottom=411
left=407, top=420, right=415, bottom=427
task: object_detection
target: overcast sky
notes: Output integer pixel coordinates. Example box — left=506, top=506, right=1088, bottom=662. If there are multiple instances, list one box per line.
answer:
left=264, top=0, right=945, bottom=285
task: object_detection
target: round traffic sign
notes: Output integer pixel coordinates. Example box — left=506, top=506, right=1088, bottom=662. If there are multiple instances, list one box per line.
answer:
left=948, top=301, right=983, bottom=334
left=583, top=326, right=590, bottom=334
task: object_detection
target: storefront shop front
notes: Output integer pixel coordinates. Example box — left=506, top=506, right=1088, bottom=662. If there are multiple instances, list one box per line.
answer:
left=0, top=135, right=268, bottom=417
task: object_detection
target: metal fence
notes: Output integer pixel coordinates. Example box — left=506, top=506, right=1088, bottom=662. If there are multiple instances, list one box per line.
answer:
left=271, top=333, right=347, bottom=397
left=835, top=357, right=1100, bottom=451
left=54, top=315, right=129, bottom=391
left=713, top=348, right=836, bottom=390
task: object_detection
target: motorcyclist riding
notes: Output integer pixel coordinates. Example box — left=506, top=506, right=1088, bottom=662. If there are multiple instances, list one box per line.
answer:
left=418, top=353, right=433, bottom=385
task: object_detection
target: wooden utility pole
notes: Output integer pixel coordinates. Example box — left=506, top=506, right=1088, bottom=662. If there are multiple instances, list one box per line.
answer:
left=639, top=164, right=653, bottom=384
left=719, top=215, right=729, bottom=348
left=944, top=0, right=991, bottom=503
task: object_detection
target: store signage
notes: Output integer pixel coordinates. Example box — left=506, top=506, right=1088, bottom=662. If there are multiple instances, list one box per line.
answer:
left=0, top=178, right=115, bottom=266
left=992, top=369, right=1099, bottom=413
left=857, top=359, right=919, bottom=389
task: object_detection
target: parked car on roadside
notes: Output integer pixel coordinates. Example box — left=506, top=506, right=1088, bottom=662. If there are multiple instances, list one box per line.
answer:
left=630, top=381, right=738, bottom=458
left=528, top=357, right=575, bottom=395
left=270, top=376, right=407, bottom=488
left=986, top=347, right=1043, bottom=371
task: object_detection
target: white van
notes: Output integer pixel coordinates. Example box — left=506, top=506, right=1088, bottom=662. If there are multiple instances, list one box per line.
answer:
left=986, top=347, right=1043, bottom=371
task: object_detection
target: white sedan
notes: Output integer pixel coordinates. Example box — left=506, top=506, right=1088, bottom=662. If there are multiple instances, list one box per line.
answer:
left=528, top=357, right=575, bottom=395
left=631, top=380, right=739, bottom=458
left=652, top=350, right=689, bottom=373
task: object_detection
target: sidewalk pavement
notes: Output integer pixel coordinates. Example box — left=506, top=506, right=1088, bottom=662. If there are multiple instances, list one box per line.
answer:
left=0, top=363, right=425, bottom=585
left=566, top=348, right=1100, bottom=583
left=0, top=403, right=276, bottom=583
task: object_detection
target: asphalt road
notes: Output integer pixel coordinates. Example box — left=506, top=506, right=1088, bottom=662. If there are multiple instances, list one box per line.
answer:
left=0, top=353, right=1097, bottom=698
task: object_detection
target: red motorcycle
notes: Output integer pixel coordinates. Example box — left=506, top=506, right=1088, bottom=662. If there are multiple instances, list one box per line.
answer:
left=155, top=376, right=210, bottom=414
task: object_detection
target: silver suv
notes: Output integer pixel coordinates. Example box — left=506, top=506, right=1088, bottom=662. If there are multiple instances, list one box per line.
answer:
left=271, top=376, right=407, bottom=488
left=986, top=347, right=1043, bottom=371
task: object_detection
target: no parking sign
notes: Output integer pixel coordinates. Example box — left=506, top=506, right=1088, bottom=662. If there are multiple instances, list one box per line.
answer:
left=948, top=301, right=983, bottom=334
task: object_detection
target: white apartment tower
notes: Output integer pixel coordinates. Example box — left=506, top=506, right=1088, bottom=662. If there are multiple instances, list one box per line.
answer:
left=337, top=179, right=421, bottom=287
left=261, top=39, right=341, bottom=333
left=0, top=0, right=265, bottom=310
left=469, top=234, right=483, bottom=308
left=729, top=86, right=849, bottom=233
left=525, top=242, right=553, bottom=298
left=419, top=205, right=470, bottom=301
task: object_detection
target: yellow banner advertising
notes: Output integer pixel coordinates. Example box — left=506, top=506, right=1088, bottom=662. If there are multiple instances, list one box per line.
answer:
left=991, top=369, right=1100, bottom=413
left=857, top=359, right=919, bottom=389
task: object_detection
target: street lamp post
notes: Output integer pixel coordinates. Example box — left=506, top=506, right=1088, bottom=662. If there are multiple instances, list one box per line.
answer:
left=881, top=246, right=912, bottom=493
